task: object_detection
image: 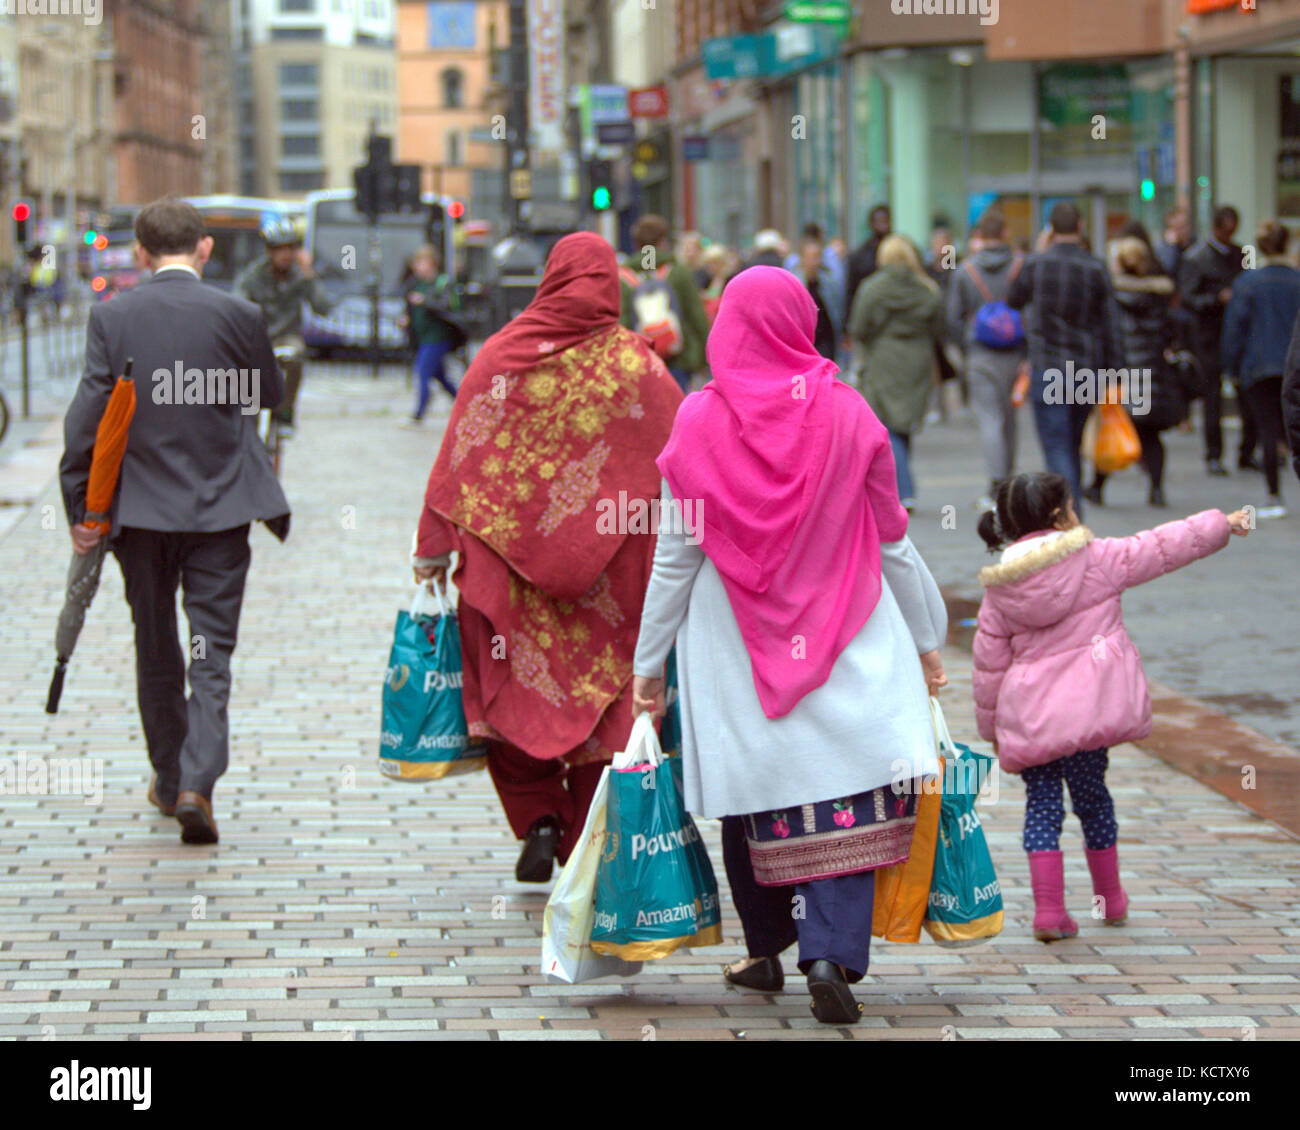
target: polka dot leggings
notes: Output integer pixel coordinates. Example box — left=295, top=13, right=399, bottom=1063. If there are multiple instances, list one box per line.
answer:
left=1021, top=747, right=1118, bottom=852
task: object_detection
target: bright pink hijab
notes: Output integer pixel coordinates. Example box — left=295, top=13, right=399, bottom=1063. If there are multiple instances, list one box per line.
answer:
left=657, top=266, right=909, bottom=718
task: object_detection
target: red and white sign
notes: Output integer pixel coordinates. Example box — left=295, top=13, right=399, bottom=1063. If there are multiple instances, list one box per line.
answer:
left=629, top=85, right=670, bottom=119
left=528, top=0, right=565, bottom=154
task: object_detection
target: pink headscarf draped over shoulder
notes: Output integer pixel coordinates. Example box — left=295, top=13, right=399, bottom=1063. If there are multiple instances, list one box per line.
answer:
left=656, top=266, right=909, bottom=718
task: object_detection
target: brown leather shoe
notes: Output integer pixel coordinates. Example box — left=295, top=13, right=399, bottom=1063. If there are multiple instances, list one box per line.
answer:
left=147, top=775, right=176, bottom=817
left=175, top=791, right=218, bottom=845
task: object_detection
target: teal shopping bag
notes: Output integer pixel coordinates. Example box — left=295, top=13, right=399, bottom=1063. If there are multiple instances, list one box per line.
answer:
left=924, top=700, right=1003, bottom=946
left=379, top=582, right=486, bottom=781
left=659, top=647, right=681, bottom=755
left=590, top=714, right=722, bottom=961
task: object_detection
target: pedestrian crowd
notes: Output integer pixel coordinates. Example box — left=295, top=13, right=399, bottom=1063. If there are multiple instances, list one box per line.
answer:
left=53, top=193, right=1286, bottom=1025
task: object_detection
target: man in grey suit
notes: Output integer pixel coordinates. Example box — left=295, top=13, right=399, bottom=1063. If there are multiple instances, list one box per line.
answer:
left=60, top=197, right=291, bottom=845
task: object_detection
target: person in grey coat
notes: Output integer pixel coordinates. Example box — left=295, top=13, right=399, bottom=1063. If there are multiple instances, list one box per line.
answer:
left=59, top=197, right=290, bottom=845
left=947, top=209, right=1027, bottom=508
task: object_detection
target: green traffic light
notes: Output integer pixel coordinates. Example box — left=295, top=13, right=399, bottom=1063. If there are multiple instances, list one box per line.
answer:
left=1140, top=179, right=1155, bottom=202
left=592, top=186, right=611, bottom=211
left=83, top=230, right=97, bottom=245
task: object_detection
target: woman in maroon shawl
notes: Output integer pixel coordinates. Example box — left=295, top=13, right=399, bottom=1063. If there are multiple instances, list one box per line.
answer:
left=411, top=232, right=683, bottom=881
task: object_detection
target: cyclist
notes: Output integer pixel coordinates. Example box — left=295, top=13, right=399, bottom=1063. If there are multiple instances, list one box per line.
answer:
left=234, top=217, right=332, bottom=436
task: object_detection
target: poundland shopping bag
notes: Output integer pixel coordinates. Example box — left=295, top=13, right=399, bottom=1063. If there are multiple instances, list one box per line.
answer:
left=924, top=700, right=1003, bottom=946
left=379, top=582, right=486, bottom=781
left=590, top=713, right=722, bottom=960
left=541, top=767, right=644, bottom=984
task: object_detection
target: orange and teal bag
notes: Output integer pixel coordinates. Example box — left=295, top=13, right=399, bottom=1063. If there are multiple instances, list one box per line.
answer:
left=923, top=701, right=1003, bottom=946
left=872, top=751, right=943, bottom=943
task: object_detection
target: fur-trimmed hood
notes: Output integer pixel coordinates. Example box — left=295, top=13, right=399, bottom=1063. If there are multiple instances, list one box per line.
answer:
left=979, top=525, right=1096, bottom=629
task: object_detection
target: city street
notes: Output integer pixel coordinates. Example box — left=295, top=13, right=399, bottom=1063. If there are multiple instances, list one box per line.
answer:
left=0, top=365, right=1296, bottom=1041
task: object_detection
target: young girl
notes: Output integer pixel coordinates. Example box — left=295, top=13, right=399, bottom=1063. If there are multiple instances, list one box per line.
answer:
left=972, top=472, right=1252, bottom=941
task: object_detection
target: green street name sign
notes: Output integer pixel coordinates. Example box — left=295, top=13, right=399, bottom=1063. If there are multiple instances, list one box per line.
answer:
left=783, top=0, right=850, bottom=23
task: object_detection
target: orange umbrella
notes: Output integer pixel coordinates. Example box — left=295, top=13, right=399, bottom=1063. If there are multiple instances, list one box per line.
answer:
left=46, top=359, right=136, bottom=713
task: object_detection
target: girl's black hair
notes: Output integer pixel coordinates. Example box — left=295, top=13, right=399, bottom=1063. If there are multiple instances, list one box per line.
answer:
left=977, top=472, right=1073, bottom=553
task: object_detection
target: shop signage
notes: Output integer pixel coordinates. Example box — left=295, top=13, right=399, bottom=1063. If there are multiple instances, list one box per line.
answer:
left=1186, top=0, right=1251, bottom=12
left=589, top=84, right=630, bottom=124
left=702, top=25, right=841, bottom=81
left=510, top=168, right=532, bottom=199
left=629, top=85, right=669, bottom=118
left=528, top=0, right=564, bottom=154
left=784, top=0, right=850, bottom=24
left=1040, top=64, right=1131, bottom=128
left=596, top=121, right=635, bottom=145
left=683, top=135, right=710, bottom=162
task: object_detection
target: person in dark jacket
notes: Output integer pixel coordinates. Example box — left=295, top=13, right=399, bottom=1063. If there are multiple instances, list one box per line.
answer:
left=794, top=237, right=838, bottom=360
left=1087, top=238, right=1184, bottom=509
left=403, top=245, right=461, bottom=426
left=1222, top=220, right=1300, bottom=519
left=1179, top=204, right=1247, bottom=475
left=846, top=204, right=892, bottom=313
left=1155, top=207, right=1192, bottom=281
left=60, top=198, right=289, bottom=846
left=1006, top=201, right=1125, bottom=514
left=1284, top=312, right=1300, bottom=485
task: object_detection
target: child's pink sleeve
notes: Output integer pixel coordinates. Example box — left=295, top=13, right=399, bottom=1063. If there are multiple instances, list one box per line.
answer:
left=1094, top=509, right=1231, bottom=595
left=972, top=600, right=1013, bottom=743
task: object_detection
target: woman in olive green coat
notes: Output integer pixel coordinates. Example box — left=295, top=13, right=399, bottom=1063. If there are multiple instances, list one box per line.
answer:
left=849, top=235, right=946, bottom=508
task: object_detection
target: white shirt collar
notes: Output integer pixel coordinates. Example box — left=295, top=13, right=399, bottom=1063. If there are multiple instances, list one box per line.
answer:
left=153, top=264, right=200, bottom=279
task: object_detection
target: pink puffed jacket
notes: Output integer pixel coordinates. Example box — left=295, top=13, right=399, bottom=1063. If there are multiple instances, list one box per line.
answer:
left=973, top=511, right=1231, bottom=773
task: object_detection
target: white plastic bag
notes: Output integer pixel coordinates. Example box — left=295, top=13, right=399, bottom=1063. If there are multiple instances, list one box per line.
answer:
left=539, top=720, right=653, bottom=983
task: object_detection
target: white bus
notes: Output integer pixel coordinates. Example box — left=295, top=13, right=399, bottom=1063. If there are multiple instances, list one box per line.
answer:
left=302, top=188, right=457, bottom=353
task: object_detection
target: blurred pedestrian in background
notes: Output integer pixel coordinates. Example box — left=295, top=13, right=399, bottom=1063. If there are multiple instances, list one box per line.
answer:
left=1180, top=204, right=1248, bottom=476
left=621, top=213, right=711, bottom=392
left=1007, top=201, right=1125, bottom=515
left=794, top=237, right=839, bottom=361
left=1086, top=236, right=1184, bottom=509
left=412, top=233, right=682, bottom=883
left=401, top=245, right=461, bottom=427
left=850, top=235, right=946, bottom=511
left=947, top=208, right=1027, bottom=510
left=746, top=229, right=787, bottom=270
left=1221, top=219, right=1300, bottom=519
left=846, top=203, right=892, bottom=312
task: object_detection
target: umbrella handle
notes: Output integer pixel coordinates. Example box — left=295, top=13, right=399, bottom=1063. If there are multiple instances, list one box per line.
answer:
left=45, top=660, right=67, bottom=714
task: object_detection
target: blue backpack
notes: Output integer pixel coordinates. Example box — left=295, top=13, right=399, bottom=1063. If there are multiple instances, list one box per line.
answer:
left=965, top=256, right=1025, bottom=350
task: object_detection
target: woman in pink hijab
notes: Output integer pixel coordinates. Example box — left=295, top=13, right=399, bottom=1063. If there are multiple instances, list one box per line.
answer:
left=632, top=266, right=948, bottom=1024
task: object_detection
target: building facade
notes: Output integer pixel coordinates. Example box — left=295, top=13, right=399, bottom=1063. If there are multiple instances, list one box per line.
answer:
left=236, top=0, right=398, bottom=198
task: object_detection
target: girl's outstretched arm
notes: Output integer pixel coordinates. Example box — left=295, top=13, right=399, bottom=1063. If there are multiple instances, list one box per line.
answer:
left=1096, top=509, right=1234, bottom=594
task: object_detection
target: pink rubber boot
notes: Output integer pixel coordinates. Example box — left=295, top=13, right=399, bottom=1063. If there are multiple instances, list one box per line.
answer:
left=1027, top=850, right=1079, bottom=942
left=1085, top=846, right=1129, bottom=925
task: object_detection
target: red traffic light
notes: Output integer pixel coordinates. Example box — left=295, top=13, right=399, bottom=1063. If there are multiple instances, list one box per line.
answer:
left=447, top=200, right=465, bottom=220
left=11, top=202, right=31, bottom=222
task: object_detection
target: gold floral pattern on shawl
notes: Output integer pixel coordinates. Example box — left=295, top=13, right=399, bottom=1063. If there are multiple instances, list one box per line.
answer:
left=501, top=569, right=632, bottom=713
left=441, top=326, right=648, bottom=556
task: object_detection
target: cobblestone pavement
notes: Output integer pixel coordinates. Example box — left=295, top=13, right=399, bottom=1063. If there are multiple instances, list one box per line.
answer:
left=0, top=366, right=1296, bottom=1041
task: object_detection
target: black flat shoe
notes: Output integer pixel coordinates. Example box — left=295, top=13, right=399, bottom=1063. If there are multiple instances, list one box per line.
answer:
left=515, top=816, right=559, bottom=883
left=1083, top=483, right=1104, bottom=506
left=805, top=960, right=863, bottom=1025
left=1148, top=486, right=1167, bottom=508
left=723, top=956, right=784, bottom=993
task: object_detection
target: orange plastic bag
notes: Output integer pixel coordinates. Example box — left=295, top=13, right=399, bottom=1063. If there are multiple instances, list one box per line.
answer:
left=872, top=755, right=943, bottom=943
left=1092, top=398, right=1142, bottom=474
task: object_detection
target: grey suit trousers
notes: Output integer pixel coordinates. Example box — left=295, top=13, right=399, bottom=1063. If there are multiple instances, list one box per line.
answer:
left=113, top=525, right=252, bottom=802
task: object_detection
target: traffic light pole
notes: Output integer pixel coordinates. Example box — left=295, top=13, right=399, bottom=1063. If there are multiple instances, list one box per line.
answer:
left=506, top=0, right=529, bottom=236
left=368, top=216, right=380, bottom=381
left=18, top=286, right=29, bottom=419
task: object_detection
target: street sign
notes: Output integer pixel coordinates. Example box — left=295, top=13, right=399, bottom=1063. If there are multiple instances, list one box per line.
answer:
left=510, top=168, right=532, bottom=199
left=683, top=135, right=710, bottom=162
left=596, top=121, right=634, bottom=146
left=702, top=35, right=764, bottom=81
left=783, top=0, right=849, bottom=23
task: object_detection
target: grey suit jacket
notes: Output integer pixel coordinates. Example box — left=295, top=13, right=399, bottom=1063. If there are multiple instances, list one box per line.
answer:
left=60, top=269, right=291, bottom=541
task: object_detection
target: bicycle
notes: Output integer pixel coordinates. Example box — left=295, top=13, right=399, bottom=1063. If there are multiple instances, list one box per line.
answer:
left=260, top=340, right=303, bottom=478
